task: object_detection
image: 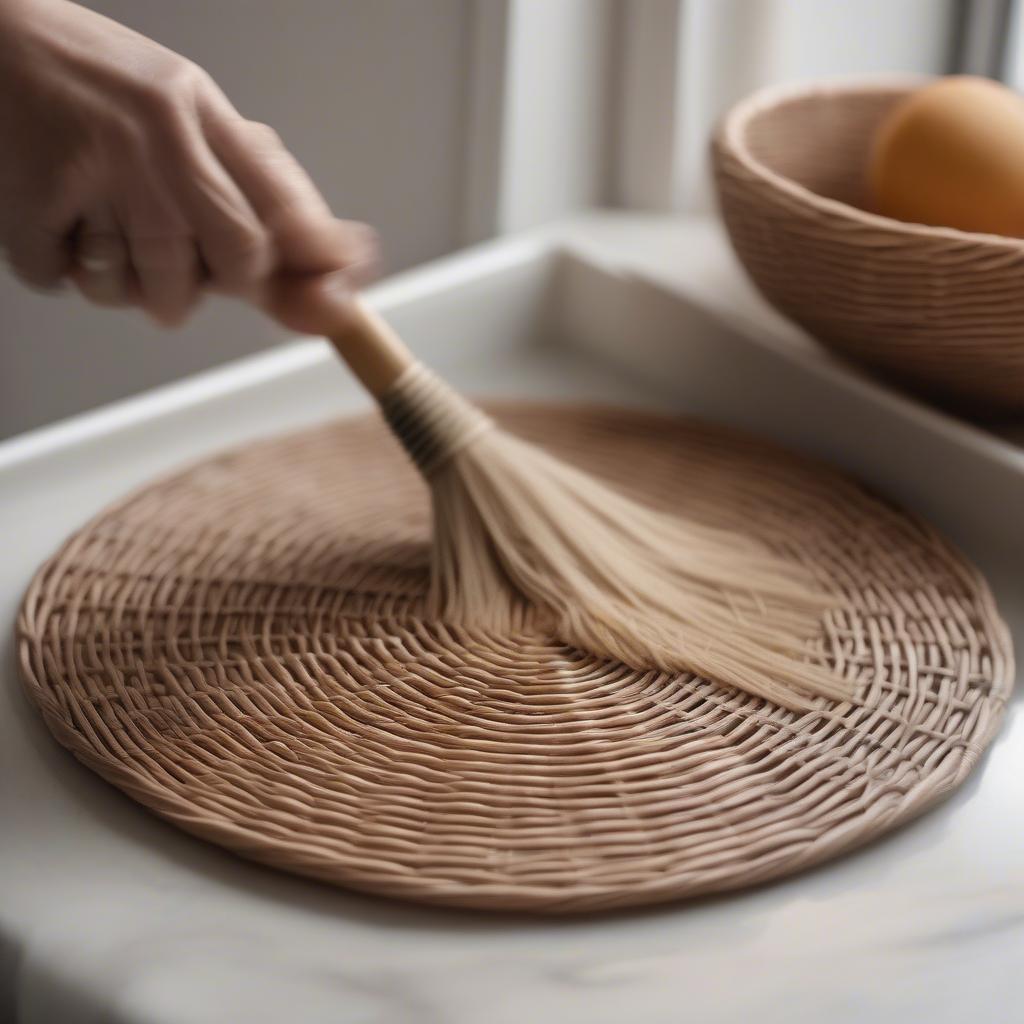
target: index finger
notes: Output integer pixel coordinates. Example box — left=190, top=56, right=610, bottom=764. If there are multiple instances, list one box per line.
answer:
left=200, top=102, right=373, bottom=274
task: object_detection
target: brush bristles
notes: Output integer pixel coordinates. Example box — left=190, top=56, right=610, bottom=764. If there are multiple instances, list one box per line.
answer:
left=381, top=364, right=853, bottom=711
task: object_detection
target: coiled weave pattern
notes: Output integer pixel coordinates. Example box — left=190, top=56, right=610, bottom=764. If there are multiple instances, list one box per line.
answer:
left=17, top=405, right=1013, bottom=912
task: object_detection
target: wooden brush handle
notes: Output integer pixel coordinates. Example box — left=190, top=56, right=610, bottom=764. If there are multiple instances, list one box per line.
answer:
left=328, top=298, right=416, bottom=399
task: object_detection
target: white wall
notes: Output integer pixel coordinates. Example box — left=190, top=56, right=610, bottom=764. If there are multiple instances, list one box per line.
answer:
left=0, top=0, right=960, bottom=440
left=0, top=0, right=472, bottom=439
left=684, top=0, right=955, bottom=211
left=614, top=0, right=955, bottom=212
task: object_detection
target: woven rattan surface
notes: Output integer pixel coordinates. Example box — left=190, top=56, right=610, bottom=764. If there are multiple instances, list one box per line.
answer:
left=17, top=404, right=1014, bottom=913
left=712, top=78, right=1024, bottom=414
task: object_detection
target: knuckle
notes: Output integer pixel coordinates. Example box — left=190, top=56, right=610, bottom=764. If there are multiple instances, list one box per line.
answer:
left=190, top=66, right=218, bottom=97
left=245, top=120, right=283, bottom=150
left=133, top=59, right=203, bottom=123
left=167, top=58, right=207, bottom=95
left=158, top=56, right=204, bottom=98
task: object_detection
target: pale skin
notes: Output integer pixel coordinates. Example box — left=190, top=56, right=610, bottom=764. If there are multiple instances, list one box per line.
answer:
left=0, top=0, right=375, bottom=334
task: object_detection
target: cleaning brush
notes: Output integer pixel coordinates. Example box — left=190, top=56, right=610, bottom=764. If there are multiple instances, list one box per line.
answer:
left=322, top=297, right=854, bottom=711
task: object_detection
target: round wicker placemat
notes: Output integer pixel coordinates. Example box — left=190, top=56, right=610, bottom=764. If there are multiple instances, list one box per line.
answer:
left=17, top=405, right=1014, bottom=913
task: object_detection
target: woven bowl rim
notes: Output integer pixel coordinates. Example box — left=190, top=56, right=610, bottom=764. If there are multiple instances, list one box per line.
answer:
left=717, top=74, right=1024, bottom=254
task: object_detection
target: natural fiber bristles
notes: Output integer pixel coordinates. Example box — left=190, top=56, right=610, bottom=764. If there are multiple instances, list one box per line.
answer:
left=380, top=363, right=854, bottom=710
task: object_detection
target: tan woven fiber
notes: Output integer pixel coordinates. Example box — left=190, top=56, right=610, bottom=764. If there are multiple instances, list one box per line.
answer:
left=17, top=405, right=1014, bottom=913
left=381, top=363, right=850, bottom=711
left=712, top=78, right=1024, bottom=415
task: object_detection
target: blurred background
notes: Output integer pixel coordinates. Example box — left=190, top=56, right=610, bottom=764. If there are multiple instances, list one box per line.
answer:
left=1, top=0, right=1018, bottom=440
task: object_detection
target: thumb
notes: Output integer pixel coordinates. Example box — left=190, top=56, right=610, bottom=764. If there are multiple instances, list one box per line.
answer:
left=263, top=269, right=365, bottom=337
left=262, top=226, right=379, bottom=335
left=277, top=216, right=380, bottom=276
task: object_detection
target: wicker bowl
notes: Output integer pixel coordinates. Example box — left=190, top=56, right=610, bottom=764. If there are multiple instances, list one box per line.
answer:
left=712, top=78, right=1024, bottom=416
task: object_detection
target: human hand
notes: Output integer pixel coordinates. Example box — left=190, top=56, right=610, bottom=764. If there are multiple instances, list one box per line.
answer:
left=0, top=0, right=377, bottom=325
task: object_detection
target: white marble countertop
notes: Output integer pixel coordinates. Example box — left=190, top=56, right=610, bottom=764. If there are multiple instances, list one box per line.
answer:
left=2, top=213, right=1021, bottom=1024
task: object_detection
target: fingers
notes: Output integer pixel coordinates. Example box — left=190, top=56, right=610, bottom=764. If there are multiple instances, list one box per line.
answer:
left=4, top=68, right=377, bottom=326
left=201, top=100, right=378, bottom=276
left=5, top=224, right=72, bottom=291
left=203, top=112, right=329, bottom=268
left=158, top=126, right=273, bottom=294
left=72, top=200, right=201, bottom=324
left=127, top=232, right=202, bottom=325
left=69, top=206, right=134, bottom=307
left=145, top=88, right=271, bottom=294
left=3, top=158, right=89, bottom=291
left=307, top=218, right=381, bottom=282
left=263, top=270, right=363, bottom=337
left=69, top=203, right=201, bottom=325
left=114, top=161, right=204, bottom=324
